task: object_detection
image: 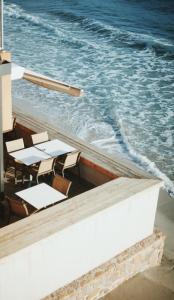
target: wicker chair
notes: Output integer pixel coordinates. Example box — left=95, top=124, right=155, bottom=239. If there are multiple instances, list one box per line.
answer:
left=31, top=131, right=49, bottom=145
left=6, top=138, right=24, bottom=153
left=5, top=138, right=25, bottom=184
left=27, top=158, right=55, bottom=184
left=3, top=116, right=17, bottom=140
left=52, top=174, right=72, bottom=197
left=6, top=195, right=38, bottom=224
left=55, top=151, right=81, bottom=177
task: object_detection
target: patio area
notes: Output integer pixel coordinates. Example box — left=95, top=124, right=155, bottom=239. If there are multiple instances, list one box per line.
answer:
left=0, top=166, right=94, bottom=227
left=1, top=126, right=95, bottom=227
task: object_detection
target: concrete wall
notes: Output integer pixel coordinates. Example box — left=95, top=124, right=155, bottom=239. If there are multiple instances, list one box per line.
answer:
left=0, top=178, right=163, bottom=300
left=44, top=230, right=165, bottom=300
left=79, top=157, right=117, bottom=186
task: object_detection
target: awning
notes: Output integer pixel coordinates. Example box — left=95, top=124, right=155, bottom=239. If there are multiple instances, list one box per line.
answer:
left=11, top=63, right=84, bottom=97
left=11, top=63, right=25, bottom=80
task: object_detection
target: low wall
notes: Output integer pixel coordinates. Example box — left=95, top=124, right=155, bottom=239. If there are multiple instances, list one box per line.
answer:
left=45, top=230, right=165, bottom=300
left=0, top=178, right=163, bottom=300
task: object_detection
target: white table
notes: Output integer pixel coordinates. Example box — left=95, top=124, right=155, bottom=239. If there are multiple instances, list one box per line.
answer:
left=35, top=139, right=76, bottom=157
left=10, top=147, right=52, bottom=166
left=16, top=183, right=67, bottom=209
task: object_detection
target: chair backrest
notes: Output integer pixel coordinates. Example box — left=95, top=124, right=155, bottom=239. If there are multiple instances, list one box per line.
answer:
left=6, top=196, right=29, bottom=217
left=52, top=174, right=72, bottom=196
left=38, top=158, right=55, bottom=175
left=12, top=116, right=16, bottom=129
left=6, top=138, right=24, bottom=153
left=64, top=151, right=81, bottom=168
left=31, top=131, right=49, bottom=145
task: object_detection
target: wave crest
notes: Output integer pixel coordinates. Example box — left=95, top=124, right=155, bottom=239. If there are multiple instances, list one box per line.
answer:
left=5, top=3, right=174, bottom=57
left=118, top=118, right=174, bottom=197
left=4, top=3, right=89, bottom=49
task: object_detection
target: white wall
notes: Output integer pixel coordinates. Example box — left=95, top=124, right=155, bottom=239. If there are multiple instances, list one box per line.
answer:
left=0, top=179, right=162, bottom=300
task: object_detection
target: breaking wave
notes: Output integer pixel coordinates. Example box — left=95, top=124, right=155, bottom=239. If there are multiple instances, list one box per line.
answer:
left=5, top=3, right=174, bottom=57
left=5, top=3, right=97, bottom=49
left=52, top=9, right=174, bottom=56
left=117, top=118, right=174, bottom=197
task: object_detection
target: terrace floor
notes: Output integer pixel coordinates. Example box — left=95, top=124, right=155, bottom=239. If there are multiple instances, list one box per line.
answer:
left=0, top=167, right=95, bottom=228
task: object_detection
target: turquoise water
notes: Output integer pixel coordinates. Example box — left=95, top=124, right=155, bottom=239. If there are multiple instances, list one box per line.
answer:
left=4, top=0, right=174, bottom=195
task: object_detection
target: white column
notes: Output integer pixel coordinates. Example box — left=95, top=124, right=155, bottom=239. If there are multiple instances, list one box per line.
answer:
left=0, top=60, right=11, bottom=193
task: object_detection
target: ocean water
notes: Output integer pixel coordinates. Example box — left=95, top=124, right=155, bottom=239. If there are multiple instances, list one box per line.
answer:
left=4, top=0, right=174, bottom=196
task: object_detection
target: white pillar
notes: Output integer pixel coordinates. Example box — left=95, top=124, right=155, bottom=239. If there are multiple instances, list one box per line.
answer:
left=0, top=57, right=11, bottom=193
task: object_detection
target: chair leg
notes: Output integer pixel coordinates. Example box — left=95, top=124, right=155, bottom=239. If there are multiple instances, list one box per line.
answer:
left=28, top=175, right=33, bottom=187
left=14, top=169, right=17, bottom=185
left=13, top=129, right=17, bottom=139
left=4, top=170, right=7, bottom=180
left=14, top=167, right=24, bottom=185
left=4, top=161, right=8, bottom=179
left=78, top=165, right=80, bottom=178
left=22, top=174, right=25, bottom=184
left=36, top=175, right=39, bottom=185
